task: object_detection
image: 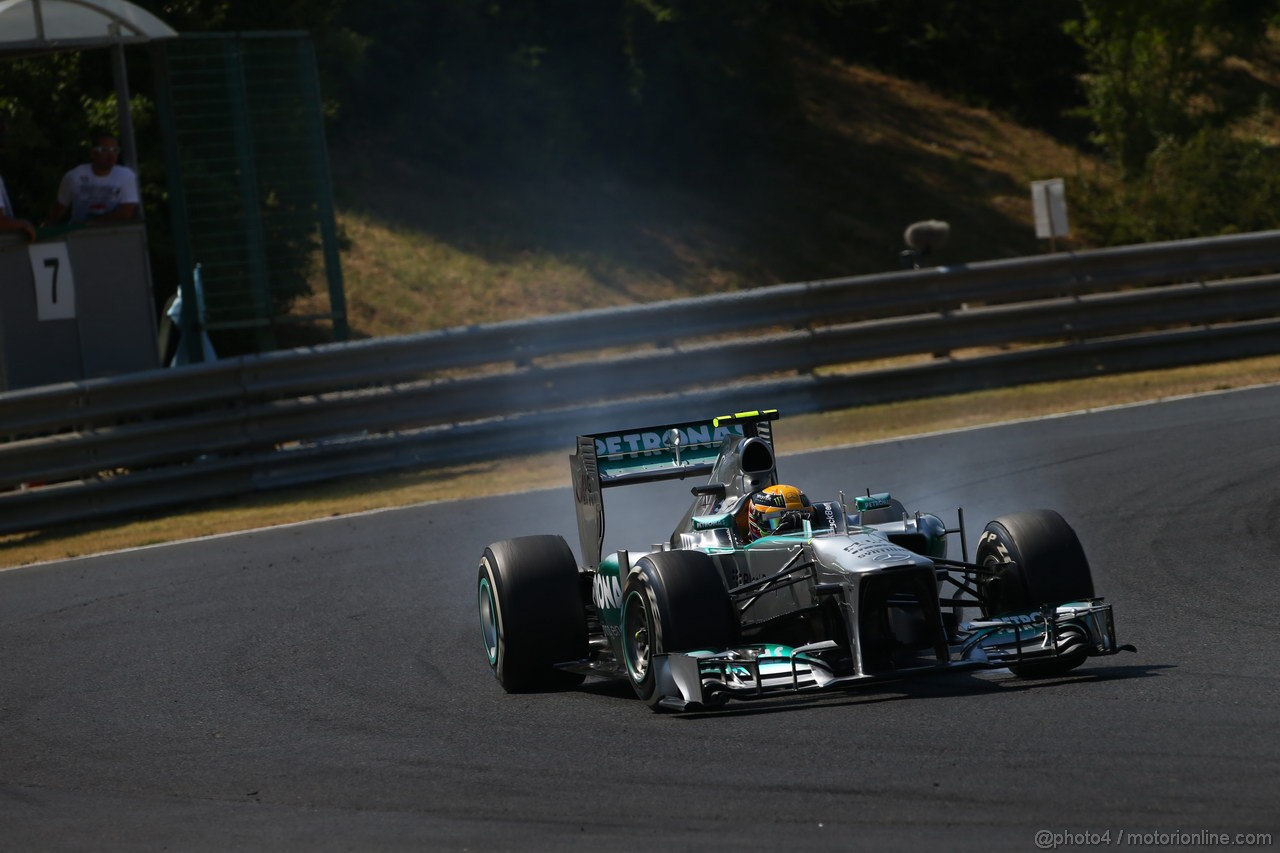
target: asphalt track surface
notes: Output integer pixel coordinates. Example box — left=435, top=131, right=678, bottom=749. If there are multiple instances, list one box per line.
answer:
left=3, top=386, right=1279, bottom=852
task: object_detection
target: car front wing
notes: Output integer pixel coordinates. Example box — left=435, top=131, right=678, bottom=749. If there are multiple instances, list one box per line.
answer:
left=648, top=599, right=1134, bottom=712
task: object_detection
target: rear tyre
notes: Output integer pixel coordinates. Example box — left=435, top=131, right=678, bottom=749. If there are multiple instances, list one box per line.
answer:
left=478, top=535, right=588, bottom=692
left=975, top=510, right=1095, bottom=678
left=620, top=551, right=734, bottom=710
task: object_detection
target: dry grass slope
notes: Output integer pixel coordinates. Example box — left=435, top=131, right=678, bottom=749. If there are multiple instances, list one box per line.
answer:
left=314, top=52, right=1104, bottom=340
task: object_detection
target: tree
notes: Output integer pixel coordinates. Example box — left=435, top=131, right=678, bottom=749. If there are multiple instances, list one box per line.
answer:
left=1063, top=0, right=1280, bottom=245
left=336, top=0, right=802, bottom=180
left=788, top=0, right=1088, bottom=141
left=1065, top=0, right=1279, bottom=176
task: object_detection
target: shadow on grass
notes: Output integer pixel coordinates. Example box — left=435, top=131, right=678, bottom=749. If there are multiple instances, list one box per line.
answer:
left=328, top=50, right=1064, bottom=310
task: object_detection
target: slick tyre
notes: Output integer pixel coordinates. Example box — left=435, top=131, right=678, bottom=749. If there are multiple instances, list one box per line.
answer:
left=620, top=551, right=734, bottom=711
left=478, top=535, right=588, bottom=692
left=975, top=509, right=1095, bottom=678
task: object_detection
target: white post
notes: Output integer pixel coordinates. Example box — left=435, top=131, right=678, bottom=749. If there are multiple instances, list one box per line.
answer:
left=1031, top=178, right=1070, bottom=252
left=109, top=23, right=140, bottom=173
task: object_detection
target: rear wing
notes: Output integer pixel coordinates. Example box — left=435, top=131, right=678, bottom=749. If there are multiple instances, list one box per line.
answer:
left=570, top=409, right=779, bottom=569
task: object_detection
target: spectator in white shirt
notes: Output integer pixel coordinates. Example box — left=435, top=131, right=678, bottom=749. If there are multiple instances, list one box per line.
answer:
left=44, top=131, right=140, bottom=226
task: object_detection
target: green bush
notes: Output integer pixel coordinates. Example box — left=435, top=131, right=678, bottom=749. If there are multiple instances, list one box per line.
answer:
left=1076, top=120, right=1280, bottom=244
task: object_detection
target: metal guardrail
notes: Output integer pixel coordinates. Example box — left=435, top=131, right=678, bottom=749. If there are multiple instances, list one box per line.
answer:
left=3, top=230, right=1280, bottom=534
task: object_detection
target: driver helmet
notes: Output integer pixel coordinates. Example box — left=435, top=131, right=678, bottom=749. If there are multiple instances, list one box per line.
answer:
left=748, top=484, right=812, bottom=541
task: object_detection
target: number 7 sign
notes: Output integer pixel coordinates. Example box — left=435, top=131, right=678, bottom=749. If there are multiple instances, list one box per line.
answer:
left=28, top=242, right=77, bottom=321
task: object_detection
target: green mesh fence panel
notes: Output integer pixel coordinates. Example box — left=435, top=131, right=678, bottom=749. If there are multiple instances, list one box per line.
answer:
left=156, top=32, right=347, bottom=356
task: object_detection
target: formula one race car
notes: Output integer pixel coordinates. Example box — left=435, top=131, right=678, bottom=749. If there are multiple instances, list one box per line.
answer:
left=477, top=409, right=1133, bottom=711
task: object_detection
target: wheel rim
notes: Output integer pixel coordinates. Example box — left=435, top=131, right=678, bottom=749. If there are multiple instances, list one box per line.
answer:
left=980, top=552, right=1012, bottom=616
left=478, top=573, right=499, bottom=666
left=621, top=588, right=652, bottom=682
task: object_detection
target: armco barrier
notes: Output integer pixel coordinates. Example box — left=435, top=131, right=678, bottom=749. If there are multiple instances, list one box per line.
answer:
left=2, top=230, right=1280, bottom=534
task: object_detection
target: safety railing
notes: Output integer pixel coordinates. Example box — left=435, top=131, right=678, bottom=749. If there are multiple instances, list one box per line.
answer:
left=2, top=229, right=1280, bottom=534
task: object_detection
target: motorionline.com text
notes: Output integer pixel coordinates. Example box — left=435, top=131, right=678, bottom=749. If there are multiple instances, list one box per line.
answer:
left=1035, top=829, right=1272, bottom=849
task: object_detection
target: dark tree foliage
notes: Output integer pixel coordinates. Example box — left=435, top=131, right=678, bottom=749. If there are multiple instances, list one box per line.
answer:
left=787, top=0, right=1091, bottom=141
left=1065, top=0, right=1280, bottom=242
left=326, top=0, right=1093, bottom=179
left=0, top=0, right=1125, bottom=221
left=1078, top=123, right=1280, bottom=244
left=1066, top=0, right=1280, bottom=175
left=336, top=1, right=801, bottom=180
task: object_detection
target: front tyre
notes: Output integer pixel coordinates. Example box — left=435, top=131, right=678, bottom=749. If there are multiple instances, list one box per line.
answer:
left=621, top=551, right=734, bottom=710
left=976, top=509, right=1095, bottom=678
left=478, top=535, right=587, bottom=692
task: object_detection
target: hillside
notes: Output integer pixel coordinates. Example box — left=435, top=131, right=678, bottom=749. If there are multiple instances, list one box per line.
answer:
left=318, top=50, right=1103, bottom=340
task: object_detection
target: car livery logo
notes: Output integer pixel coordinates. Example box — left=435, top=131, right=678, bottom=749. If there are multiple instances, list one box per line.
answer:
left=594, top=423, right=744, bottom=461
left=841, top=533, right=916, bottom=563
left=985, top=611, right=1043, bottom=625
left=593, top=572, right=623, bottom=611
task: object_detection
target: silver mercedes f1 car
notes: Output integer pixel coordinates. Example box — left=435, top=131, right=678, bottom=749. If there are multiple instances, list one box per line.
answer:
left=478, top=409, right=1134, bottom=711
